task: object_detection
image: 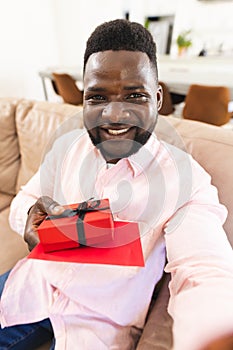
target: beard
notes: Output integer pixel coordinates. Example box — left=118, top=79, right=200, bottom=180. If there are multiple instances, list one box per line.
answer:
left=87, top=127, right=153, bottom=162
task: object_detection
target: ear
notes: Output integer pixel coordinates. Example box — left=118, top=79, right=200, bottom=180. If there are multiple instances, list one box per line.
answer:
left=157, top=84, right=163, bottom=111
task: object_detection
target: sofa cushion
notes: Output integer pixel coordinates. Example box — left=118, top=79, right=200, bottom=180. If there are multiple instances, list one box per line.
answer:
left=156, top=115, right=233, bottom=247
left=15, top=100, right=83, bottom=191
left=0, top=193, right=14, bottom=212
left=0, top=98, right=20, bottom=197
left=0, top=207, right=29, bottom=274
left=136, top=273, right=173, bottom=350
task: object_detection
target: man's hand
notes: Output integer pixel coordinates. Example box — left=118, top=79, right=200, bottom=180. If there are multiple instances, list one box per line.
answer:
left=24, top=196, right=65, bottom=251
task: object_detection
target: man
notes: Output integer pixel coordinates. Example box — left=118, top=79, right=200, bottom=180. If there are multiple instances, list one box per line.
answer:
left=0, top=19, right=233, bottom=350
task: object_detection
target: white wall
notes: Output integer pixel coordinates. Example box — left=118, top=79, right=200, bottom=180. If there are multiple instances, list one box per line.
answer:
left=0, top=0, right=59, bottom=100
left=171, top=0, right=233, bottom=56
left=52, top=0, right=124, bottom=67
left=0, top=0, right=233, bottom=101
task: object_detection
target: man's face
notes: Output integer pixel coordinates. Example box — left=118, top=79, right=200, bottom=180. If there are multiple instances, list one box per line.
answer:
left=83, top=50, right=162, bottom=163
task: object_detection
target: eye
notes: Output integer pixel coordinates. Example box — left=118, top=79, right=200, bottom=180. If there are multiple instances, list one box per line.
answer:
left=126, top=93, right=148, bottom=102
left=86, top=95, right=106, bottom=104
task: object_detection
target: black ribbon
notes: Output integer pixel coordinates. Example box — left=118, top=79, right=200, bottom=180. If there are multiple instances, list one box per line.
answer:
left=46, top=199, right=109, bottom=246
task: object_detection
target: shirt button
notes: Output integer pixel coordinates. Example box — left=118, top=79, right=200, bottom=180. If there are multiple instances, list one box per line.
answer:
left=53, top=290, right=60, bottom=298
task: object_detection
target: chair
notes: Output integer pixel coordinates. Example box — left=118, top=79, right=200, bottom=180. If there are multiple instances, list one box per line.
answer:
left=182, top=84, right=230, bottom=126
left=158, top=81, right=174, bottom=116
left=52, top=73, right=83, bottom=105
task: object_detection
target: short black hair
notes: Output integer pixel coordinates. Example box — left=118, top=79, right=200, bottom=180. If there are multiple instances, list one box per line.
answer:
left=83, top=19, right=158, bottom=77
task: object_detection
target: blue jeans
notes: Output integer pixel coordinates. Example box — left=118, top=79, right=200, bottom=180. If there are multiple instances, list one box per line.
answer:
left=0, top=270, right=55, bottom=350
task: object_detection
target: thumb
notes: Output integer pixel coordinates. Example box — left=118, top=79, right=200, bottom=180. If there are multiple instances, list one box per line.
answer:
left=48, top=203, right=66, bottom=215
left=36, top=196, right=65, bottom=216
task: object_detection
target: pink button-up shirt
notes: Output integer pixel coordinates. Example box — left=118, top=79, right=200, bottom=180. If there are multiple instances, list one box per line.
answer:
left=1, top=130, right=233, bottom=350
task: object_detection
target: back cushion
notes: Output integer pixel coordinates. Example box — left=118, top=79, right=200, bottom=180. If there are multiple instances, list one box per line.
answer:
left=156, top=115, right=233, bottom=247
left=0, top=98, right=20, bottom=198
left=15, top=100, right=83, bottom=191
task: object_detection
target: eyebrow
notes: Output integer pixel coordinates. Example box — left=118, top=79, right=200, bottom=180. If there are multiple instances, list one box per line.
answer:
left=86, top=85, right=145, bottom=92
left=86, top=87, right=107, bottom=92
left=124, top=85, right=145, bottom=91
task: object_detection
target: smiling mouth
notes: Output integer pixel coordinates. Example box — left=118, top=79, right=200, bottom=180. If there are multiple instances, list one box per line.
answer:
left=107, top=127, right=130, bottom=135
left=100, top=125, right=135, bottom=137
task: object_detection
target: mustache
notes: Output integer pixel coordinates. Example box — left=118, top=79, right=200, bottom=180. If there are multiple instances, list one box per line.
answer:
left=87, top=126, right=152, bottom=146
left=85, top=120, right=143, bottom=131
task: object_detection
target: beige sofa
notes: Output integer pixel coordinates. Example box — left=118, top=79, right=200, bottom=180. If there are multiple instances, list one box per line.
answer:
left=0, top=97, right=233, bottom=350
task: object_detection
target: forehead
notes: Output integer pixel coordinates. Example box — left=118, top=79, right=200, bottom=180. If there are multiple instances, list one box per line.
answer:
left=84, top=50, right=154, bottom=83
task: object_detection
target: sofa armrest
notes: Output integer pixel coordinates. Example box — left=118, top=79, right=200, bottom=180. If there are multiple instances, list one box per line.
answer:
left=0, top=207, right=29, bottom=274
left=0, top=193, right=14, bottom=212
left=136, top=273, right=173, bottom=350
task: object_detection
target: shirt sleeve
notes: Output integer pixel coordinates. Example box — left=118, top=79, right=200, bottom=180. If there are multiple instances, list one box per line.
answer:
left=164, top=160, right=233, bottom=350
left=8, top=130, right=76, bottom=236
left=9, top=150, right=57, bottom=236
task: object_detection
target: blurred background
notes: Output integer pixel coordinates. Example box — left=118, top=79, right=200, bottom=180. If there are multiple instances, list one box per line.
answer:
left=0, top=0, right=233, bottom=101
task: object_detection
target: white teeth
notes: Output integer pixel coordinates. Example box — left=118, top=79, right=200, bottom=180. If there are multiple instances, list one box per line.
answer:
left=107, top=128, right=130, bottom=135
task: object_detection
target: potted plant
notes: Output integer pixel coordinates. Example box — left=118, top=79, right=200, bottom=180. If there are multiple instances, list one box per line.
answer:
left=176, top=30, right=192, bottom=56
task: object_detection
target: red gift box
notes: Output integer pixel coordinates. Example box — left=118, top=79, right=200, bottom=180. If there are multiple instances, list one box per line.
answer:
left=37, top=198, right=114, bottom=253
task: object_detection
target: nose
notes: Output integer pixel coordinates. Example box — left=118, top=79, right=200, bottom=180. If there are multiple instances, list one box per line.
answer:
left=102, top=102, right=130, bottom=124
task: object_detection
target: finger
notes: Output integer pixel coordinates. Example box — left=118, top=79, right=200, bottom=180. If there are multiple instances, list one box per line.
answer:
left=24, top=227, right=40, bottom=251
left=35, top=196, right=65, bottom=216
left=24, top=196, right=65, bottom=250
left=24, top=211, right=41, bottom=250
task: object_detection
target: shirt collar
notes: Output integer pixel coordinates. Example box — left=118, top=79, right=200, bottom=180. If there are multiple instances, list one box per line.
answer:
left=127, top=133, right=160, bottom=177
